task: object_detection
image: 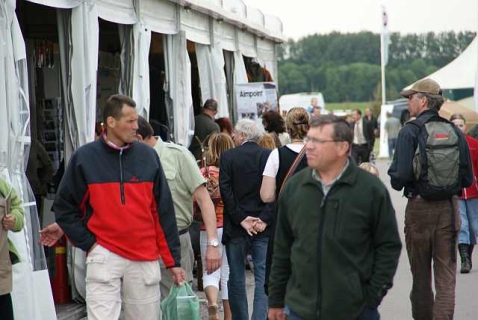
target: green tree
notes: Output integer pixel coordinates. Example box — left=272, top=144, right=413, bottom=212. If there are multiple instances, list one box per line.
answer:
left=278, top=31, right=474, bottom=102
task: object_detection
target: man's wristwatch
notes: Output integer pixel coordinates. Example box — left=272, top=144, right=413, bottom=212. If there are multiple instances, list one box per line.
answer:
left=207, top=239, right=220, bottom=247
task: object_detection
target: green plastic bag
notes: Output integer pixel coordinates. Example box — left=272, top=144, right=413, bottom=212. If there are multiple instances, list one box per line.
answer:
left=160, top=283, right=200, bottom=320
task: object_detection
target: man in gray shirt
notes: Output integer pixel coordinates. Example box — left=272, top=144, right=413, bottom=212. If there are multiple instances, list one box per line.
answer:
left=189, top=99, right=220, bottom=161
left=384, top=112, right=401, bottom=157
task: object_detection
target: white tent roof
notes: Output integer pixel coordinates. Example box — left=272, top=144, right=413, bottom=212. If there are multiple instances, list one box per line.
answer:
left=411, top=37, right=477, bottom=90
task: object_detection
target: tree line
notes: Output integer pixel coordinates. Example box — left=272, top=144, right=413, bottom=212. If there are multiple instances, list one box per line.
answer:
left=277, top=31, right=475, bottom=102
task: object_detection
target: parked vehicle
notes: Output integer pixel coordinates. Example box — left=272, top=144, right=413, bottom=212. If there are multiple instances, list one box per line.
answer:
left=279, top=92, right=326, bottom=116
left=388, top=98, right=410, bottom=125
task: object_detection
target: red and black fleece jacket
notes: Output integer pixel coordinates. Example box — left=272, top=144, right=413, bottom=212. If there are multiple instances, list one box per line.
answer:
left=53, top=137, right=181, bottom=268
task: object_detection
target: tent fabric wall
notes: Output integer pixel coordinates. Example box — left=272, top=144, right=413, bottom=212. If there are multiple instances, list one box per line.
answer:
left=96, top=0, right=138, bottom=25
left=213, top=20, right=236, bottom=52
left=26, top=0, right=85, bottom=9
left=264, top=14, right=283, bottom=40
left=222, top=0, right=246, bottom=19
left=58, top=2, right=99, bottom=154
left=238, top=30, right=256, bottom=58
left=246, top=6, right=264, bottom=28
left=257, top=38, right=276, bottom=80
left=1, top=2, right=56, bottom=319
left=180, top=7, right=211, bottom=45
left=165, top=32, right=194, bottom=146
left=196, top=43, right=229, bottom=118
left=119, top=24, right=134, bottom=97
left=140, top=0, right=178, bottom=35
left=70, top=2, right=99, bottom=148
left=57, top=2, right=99, bottom=301
left=231, top=50, right=248, bottom=122
left=132, top=23, right=152, bottom=118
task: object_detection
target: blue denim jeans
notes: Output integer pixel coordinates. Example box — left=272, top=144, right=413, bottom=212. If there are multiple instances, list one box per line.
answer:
left=284, top=305, right=380, bottom=320
left=458, top=198, right=478, bottom=244
left=388, top=138, right=397, bottom=158
left=226, top=235, right=268, bottom=320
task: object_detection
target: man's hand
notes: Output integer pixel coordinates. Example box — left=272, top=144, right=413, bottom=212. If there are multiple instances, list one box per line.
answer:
left=240, top=216, right=259, bottom=236
left=205, top=246, right=221, bottom=274
left=253, top=219, right=268, bottom=233
left=39, top=222, right=64, bottom=247
left=168, top=267, right=186, bottom=286
left=2, top=214, right=15, bottom=230
left=268, top=307, right=286, bottom=320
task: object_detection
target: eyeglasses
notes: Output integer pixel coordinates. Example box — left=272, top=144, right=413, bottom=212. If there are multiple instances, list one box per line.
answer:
left=407, top=94, right=416, bottom=100
left=304, top=136, right=343, bottom=145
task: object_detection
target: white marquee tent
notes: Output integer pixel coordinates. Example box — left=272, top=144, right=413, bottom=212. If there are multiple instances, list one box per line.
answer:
left=408, top=37, right=477, bottom=90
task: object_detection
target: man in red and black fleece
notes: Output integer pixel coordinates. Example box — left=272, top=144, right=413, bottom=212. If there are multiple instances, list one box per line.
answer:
left=53, top=94, right=184, bottom=320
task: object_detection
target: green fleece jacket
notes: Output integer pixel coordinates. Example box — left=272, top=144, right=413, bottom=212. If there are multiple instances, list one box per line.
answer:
left=268, top=162, right=402, bottom=320
left=0, top=178, right=25, bottom=264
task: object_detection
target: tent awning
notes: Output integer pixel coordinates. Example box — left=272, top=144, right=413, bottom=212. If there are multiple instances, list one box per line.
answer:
left=405, top=37, right=477, bottom=90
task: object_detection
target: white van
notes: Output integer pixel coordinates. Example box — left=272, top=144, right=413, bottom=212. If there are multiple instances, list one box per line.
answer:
left=278, top=92, right=326, bottom=116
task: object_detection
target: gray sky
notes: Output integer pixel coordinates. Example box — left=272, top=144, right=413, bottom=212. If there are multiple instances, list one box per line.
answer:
left=243, top=0, right=477, bottom=39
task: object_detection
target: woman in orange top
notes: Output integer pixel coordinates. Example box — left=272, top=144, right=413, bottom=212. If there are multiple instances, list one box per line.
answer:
left=199, top=133, right=235, bottom=320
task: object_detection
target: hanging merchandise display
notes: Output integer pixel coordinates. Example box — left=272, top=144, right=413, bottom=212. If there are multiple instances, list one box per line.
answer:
left=34, top=40, right=55, bottom=69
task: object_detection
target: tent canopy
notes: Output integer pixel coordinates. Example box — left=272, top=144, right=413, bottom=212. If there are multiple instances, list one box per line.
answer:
left=406, top=37, right=477, bottom=90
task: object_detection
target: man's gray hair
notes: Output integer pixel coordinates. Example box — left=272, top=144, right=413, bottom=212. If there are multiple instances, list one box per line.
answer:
left=418, top=92, right=445, bottom=111
left=235, top=119, right=264, bottom=142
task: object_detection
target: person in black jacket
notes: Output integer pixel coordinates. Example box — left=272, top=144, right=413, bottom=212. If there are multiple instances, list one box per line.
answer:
left=53, top=95, right=185, bottom=320
left=351, top=109, right=375, bottom=165
left=219, top=119, right=273, bottom=320
left=388, top=79, right=473, bottom=320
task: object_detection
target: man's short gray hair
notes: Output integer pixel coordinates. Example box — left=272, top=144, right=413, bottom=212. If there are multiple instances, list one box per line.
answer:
left=235, top=119, right=264, bottom=142
left=417, top=92, right=444, bottom=111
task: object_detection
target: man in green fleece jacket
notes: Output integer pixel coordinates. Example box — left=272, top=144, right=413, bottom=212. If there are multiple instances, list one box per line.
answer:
left=268, top=115, right=402, bottom=320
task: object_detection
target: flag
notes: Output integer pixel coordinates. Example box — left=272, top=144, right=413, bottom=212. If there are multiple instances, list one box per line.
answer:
left=381, top=5, right=389, bottom=66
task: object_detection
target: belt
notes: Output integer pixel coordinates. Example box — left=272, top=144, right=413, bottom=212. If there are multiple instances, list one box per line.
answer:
left=178, top=228, right=189, bottom=235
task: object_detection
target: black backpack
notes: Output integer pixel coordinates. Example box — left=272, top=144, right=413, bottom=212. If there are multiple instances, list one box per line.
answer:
left=410, top=113, right=461, bottom=200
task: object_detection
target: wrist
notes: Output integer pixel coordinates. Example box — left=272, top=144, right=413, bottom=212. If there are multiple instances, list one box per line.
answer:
left=207, top=239, right=220, bottom=247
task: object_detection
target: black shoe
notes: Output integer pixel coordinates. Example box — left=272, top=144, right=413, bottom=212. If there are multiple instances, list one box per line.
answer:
left=469, top=245, right=474, bottom=270
left=459, top=244, right=471, bottom=274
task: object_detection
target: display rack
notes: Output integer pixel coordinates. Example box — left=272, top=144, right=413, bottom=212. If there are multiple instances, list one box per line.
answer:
left=38, top=97, right=63, bottom=171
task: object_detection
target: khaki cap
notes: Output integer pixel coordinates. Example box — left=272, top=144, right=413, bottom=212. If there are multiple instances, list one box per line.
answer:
left=400, top=78, right=442, bottom=97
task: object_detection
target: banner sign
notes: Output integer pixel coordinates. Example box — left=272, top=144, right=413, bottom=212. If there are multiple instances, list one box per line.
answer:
left=235, top=82, right=278, bottom=122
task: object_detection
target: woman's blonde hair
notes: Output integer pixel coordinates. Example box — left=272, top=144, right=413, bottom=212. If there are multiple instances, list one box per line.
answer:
left=359, top=162, right=380, bottom=177
left=286, top=107, right=310, bottom=140
left=258, top=132, right=277, bottom=150
left=206, top=133, right=235, bottom=167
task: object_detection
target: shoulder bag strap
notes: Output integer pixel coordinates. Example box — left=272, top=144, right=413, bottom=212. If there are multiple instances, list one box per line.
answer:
left=279, top=146, right=307, bottom=194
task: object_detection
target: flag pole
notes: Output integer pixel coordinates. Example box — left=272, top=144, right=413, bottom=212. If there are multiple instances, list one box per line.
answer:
left=380, top=4, right=388, bottom=105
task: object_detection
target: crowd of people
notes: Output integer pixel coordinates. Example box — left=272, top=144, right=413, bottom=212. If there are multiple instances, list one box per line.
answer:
left=2, top=77, right=477, bottom=320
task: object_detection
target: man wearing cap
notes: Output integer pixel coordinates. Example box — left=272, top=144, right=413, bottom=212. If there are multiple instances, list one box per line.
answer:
left=388, top=78, right=473, bottom=320
left=189, top=99, right=220, bottom=161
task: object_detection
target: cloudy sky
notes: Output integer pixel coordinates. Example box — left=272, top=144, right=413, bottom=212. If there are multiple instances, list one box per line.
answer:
left=243, top=0, right=477, bottom=39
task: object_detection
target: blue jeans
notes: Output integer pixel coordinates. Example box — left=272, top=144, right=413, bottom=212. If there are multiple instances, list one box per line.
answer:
left=284, top=305, right=380, bottom=320
left=458, top=198, right=478, bottom=244
left=388, top=138, right=397, bottom=158
left=226, top=235, right=268, bottom=320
